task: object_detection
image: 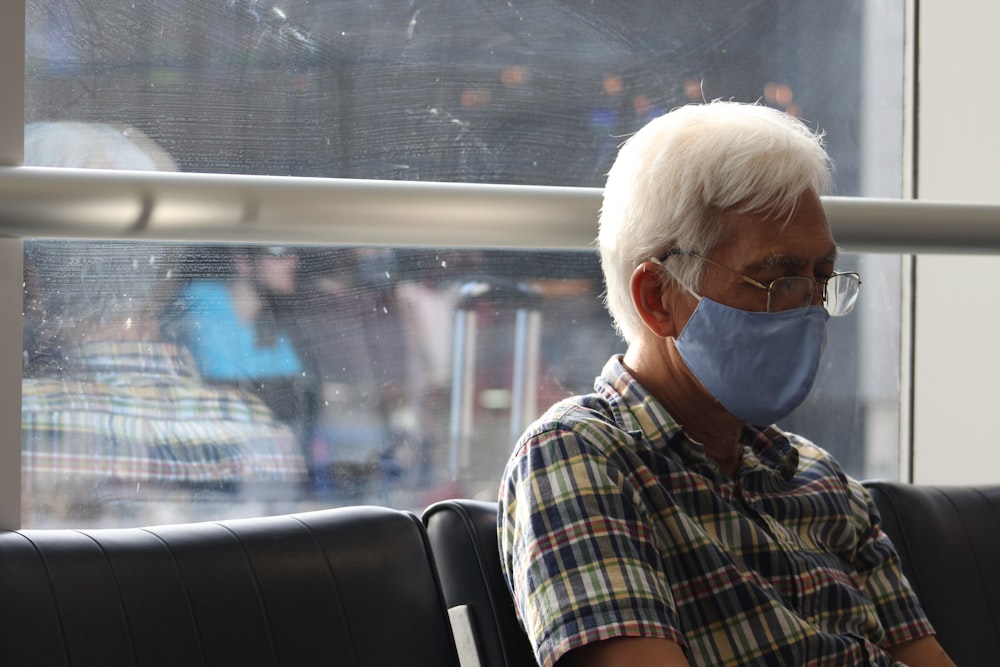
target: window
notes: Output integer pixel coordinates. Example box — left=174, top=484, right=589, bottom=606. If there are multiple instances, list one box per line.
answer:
left=20, top=0, right=906, bottom=527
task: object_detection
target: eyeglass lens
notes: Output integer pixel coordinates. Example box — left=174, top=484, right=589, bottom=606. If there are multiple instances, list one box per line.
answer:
left=767, top=274, right=860, bottom=316
left=767, top=277, right=816, bottom=313
left=824, top=274, right=860, bottom=316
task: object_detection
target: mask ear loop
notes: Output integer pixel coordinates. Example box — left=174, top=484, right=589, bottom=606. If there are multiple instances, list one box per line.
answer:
left=648, top=255, right=703, bottom=303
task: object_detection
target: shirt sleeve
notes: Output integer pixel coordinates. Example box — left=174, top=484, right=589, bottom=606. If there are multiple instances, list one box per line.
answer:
left=499, top=414, right=685, bottom=667
left=844, top=477, right=936, bottom=648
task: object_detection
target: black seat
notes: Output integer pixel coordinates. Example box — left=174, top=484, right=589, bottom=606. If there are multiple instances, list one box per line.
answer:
left=0, top=505, right=461, bottom=667
left=423, top=499, right=538, bottom=667
left=864, top=481, right=1000, bottom=667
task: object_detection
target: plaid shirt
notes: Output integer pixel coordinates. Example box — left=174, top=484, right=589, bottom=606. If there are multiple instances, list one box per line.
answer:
left=500, top=356, right=933, bottom=667
left=22, top=341, right=306, bottom=495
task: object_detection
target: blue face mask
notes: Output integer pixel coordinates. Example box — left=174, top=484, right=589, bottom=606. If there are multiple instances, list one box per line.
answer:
left=673, top=298, right=829, bottom=425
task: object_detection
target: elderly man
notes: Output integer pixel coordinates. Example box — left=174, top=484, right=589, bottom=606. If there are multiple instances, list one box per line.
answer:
left=499, top=102, right=954, bottom=667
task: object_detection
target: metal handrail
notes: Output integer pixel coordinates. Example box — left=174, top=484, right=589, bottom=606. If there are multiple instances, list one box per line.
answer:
left=1, top=166, right=998, bottom=253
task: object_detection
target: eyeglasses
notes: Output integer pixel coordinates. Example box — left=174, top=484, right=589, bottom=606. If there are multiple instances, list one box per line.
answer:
left=652, top=249, right=862, bottom=317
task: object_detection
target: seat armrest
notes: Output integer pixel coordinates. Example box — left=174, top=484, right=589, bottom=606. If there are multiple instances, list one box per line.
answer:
left=424, top=499, right=539, bottom=667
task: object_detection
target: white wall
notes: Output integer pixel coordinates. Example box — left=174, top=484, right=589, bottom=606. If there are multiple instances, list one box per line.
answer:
left=912, top=0, right=1000, bottom=483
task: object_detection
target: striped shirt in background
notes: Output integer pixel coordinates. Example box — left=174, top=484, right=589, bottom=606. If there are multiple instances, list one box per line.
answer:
left=22, top=341, right=306, bottom=511
left=500, top=355, right=934, bottom=667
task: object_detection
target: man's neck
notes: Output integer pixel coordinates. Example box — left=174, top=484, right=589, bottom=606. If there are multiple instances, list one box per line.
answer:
left=623, top=338, right=744, bottom=480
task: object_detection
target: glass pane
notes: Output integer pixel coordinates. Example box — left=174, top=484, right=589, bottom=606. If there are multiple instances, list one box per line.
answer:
left=780, top=253, right=902, bottom=481
left=22, top=239, right=899, bottom=527
left=22, top=0, right=906, bottom=527
left=26, top=0, right=900, bottom=193
left=21, top=240, right=622, bottom=525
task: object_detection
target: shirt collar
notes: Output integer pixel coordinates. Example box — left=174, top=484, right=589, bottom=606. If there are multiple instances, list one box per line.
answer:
left=597, top=354, right=683, bottom=445
left=596, top=354, right=799, bottom=478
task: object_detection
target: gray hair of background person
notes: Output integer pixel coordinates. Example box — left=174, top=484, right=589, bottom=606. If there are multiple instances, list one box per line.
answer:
left=27, top=240, right=182, bottom=340
left=24, top=122, right=179, bottom=344
left=597, top=101, right=834, bottom=344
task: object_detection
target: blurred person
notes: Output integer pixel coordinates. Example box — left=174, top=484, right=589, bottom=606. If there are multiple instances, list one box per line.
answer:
left=499, top=103, right=953, bottom=667
left=21, top=121, right=176, bottom=377
left=20, top=122, right=305, bottom=524
left=174, top=245, right=319, bottom=463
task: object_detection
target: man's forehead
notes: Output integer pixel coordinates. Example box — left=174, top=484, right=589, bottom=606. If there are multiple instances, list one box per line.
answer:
left=714, top=221, right=838, bottom=270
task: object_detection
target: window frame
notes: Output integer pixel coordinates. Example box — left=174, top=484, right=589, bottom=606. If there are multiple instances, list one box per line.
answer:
left=0, top=1, right=23, bottom=529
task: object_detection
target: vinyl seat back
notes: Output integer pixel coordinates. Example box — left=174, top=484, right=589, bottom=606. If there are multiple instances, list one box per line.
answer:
left=0, top=505, right=461, bottom=667
left=864, top=481, right=1000, bottom=667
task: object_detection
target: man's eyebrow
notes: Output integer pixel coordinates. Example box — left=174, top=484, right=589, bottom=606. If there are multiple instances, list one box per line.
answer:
left=759, top=254, right=804, bottom=270
left=754, top=246, right=840, bottom=270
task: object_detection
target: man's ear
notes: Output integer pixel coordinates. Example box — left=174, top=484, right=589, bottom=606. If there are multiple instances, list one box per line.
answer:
left=629, top=261, right=682, bottom=339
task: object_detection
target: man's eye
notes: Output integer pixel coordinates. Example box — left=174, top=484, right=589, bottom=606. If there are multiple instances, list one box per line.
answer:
left=752, top=269, right=785, bottom=283
left=766, top=271, right=799, bottom=285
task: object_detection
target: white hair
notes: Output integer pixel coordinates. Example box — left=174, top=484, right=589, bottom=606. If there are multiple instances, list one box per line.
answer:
left=24, top=123, right=179, bottom=340
left=598, top=101, right=833, bottom=343
left=24, top=122, right=177, bottom=171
